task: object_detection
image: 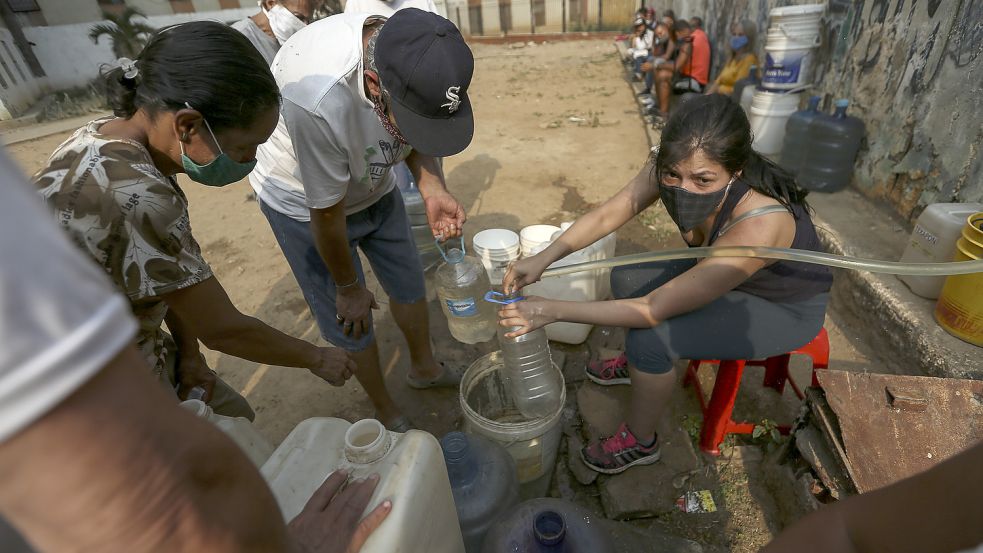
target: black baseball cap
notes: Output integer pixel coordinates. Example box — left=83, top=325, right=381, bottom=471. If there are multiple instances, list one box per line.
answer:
left=376, top=9, right=474, bottom=157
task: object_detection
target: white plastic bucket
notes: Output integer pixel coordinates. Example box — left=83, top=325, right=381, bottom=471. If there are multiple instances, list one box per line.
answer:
left=526, top=247, right=596, bottom=344
left=473, top=229, right=521, bottom=285
left=749, top=89, right=802, bottom=156
left=461, top=351, right=565, bottom=498
left=762, top=3, right=823, bottom=90
left=519, top=225, right=561, bottom=257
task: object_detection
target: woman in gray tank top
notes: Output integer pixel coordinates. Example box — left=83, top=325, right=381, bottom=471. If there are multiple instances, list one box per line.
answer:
left=500, top=94, right=832, bottom=475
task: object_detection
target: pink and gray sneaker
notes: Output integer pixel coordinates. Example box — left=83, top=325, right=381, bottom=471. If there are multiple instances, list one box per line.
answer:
left=580, top=422, right=660, bottom=474
left=586, top=353, right=631, bottom=386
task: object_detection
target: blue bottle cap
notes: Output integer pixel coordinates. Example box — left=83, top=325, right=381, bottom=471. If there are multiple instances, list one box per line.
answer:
left=834, top=98, right=850, bottom=108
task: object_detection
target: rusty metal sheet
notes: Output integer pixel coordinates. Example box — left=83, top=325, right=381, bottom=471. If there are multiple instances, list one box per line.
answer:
left=817, top=370, right=983, bottom=493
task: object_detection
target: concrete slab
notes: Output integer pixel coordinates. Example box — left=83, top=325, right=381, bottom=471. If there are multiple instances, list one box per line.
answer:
left=1, top=112, right=109, bottom=146
left=599, top=518, right=705, bottom=553
left=810, top=190, right=982, bottom=380
left=576, top=382, right=702, bottom=519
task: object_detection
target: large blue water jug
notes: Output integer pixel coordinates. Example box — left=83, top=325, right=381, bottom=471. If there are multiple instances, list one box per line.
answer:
left=780, top=95, right=822, bottom=176
left=481, top=498, right=616, bottom=553
left=798, top=99, right=866, bottom=192
left=441, top=431, right=519, bottom=553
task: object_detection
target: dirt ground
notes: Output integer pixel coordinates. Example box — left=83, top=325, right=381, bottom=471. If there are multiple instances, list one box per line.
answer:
left=5, top=38, right=889, bottom=552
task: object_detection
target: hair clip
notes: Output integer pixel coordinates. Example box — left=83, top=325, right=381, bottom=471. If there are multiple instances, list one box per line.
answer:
left=117, top=57, right=139, bottom=80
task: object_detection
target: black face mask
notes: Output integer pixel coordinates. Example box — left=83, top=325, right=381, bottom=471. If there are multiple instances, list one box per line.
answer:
left=659, top=178, right=734, bottom=232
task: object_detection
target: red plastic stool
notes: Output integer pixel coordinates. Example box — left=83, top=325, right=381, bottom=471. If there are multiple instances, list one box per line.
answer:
left=682, top=327, right=830, bottom=455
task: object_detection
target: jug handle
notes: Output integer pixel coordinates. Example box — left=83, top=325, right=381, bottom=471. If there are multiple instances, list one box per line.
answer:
left=484, top=290, right=526, bottom=304
left=435, top=235, right=466, bottom=263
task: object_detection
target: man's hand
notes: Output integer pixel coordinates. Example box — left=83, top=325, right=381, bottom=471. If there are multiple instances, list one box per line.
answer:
left=336, top=285, right=378, bottom=340
left=176, top=353, right=217, bottom=401
left=288, top=470, right=392, bottom=553
left=309, top=347, right=357, bottom=387
left=424, top=192, right=466, bottom=240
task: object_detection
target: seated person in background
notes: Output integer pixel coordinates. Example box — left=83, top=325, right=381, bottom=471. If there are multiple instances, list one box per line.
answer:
left=662, top=9, right=676, bottom=28
left=705, top=19, right=758, bottom=96
left=628, top=18, right=655, bottom=78
left=689, top=16, right=703, bottom=30
left=651, top=19, right=710, bottom=119
left=231, top=0, right=314, bottom=65
left=638, top=22, right=675, bottom=97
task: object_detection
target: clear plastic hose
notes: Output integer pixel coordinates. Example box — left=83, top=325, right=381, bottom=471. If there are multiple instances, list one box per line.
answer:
left=540, top=246, right=983, bottom=279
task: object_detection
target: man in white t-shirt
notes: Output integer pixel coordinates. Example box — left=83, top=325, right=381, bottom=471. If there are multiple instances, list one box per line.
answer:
left=344, top=0, right=440, bottom=17
left=250, top=8, right=473, bottom=431
left=231, top=0, right=314, bottom=65
left=0, top=149, right=389, bottom=551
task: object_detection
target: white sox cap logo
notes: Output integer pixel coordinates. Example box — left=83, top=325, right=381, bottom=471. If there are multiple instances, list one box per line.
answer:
left=441, top=86, right=461, bottom=113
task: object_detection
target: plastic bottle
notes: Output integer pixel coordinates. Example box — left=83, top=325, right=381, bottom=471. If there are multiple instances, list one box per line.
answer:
left=798, top=98, right=866, bottom=193
left=780, top=95, right=822, bottom=176
left=487, top=293, right=564, bottom=419
left=435, top=238, right=497, bottom=344
left=441, top=431, right=520, bottom=553
left=180, top=399, right=274, bottom=468
left=262, top=418, right=465, bottom=553
left=481, top=498, right=616, bottom=553
left=899, top=203, right=983, bottom=298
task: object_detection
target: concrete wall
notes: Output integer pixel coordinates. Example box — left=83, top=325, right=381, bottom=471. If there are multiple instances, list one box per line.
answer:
left=0, top=27, right=43, bottom=118
left=23, top=8, right=254, bottom=90
left=32, top=0, right=254, bottom=26
left=660, top=0, right=983, bottom=222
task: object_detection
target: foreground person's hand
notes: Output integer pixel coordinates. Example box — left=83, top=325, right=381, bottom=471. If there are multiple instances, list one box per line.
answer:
left=288, top=470, right=392, bottom=553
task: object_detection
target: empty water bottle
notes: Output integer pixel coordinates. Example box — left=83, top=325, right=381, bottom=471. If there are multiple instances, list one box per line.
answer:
left=798, top=98, right=866, bottom=193
left=441, top=431, right=519, bottom=553
left=780, top=95, right=822, bottom=177
left=435, top=238, right=497, bottom=344
left=487, top=292, right=563, bottom=419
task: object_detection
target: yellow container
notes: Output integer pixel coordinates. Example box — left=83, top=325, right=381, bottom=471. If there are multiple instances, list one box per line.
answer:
left=934, top=212, right=983, bottom=346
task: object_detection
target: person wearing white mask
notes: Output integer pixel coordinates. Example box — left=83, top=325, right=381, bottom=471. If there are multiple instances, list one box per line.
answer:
left=232, top=0, right=315, bottom=65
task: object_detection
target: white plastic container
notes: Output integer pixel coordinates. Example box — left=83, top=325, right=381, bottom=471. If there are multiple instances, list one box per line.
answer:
left=180, top=399, right=274, bottom=468
left=461, top=351, right=565, bottom=499
left=473, top=229, right=520, bottom=286
left=261, top=418, right=465, bottom=553
left=899, top=202, right=983, bottom=298
left=520, top=224, right=562, bottom=257
left=525, top=247, right=596, bottom=344
left=749, top=89, right=802, bottom=157
left=762, top=4, right=823, bottom=90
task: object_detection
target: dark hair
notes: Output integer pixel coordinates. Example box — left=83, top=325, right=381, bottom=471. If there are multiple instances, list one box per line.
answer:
left=663, top=9, right=676, bottom=19
left=653, top=94, right=809, bottom=213
left=690, top=16, right=703, bottom=28
left=102, top=21, right=280, bottom=131
left=673, top=19, right=692, bottom=33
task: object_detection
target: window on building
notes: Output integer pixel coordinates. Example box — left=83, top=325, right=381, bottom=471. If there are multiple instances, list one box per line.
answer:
left=6, top=0, right=40, bottom=12
left=532, top=0, right=545, bottom=27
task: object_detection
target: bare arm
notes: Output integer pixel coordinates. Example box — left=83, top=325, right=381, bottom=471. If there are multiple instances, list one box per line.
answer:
left=165, top=309, right=216, bottom=400
left=674, top=41, right=692, bottom=77
left=763, top=441, right=983, bottom=553
left=503, top=160, right=659, bottom=294
left=0, top=345, right=289, bottom=552
left=405, top=150, right=465, bottom=240
left=164, top=276, right=354, bottom=385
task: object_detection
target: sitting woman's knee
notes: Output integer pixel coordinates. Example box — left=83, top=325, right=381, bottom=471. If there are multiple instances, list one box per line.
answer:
left=625, top=328, right=674, bottom=375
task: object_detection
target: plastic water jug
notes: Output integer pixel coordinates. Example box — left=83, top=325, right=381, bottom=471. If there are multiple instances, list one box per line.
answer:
left=899, top=203, right=983, bottom=298
left=441, top=431, right=520, bottom=552
left=489, top=295, right=564, bottom=419
left=180, top=399, right=273, bottom=468
left=400, top=183, right=441, bottom=270
left=435, top=238, right=497, bottom=344
left=798, top=99, right=865, bottom=192
left=731, top=64, right=758, bottom=106
left=261, top=418, right=465, bottom=553
left=481, top=498, right=616, bottom=553
left=780, top=95, right=822, bottom=176
left=525, top=246, right=596, bottom=344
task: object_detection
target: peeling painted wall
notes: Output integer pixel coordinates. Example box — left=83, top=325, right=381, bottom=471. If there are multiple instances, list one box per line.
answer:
left=660, top=0, right=982, bottom=222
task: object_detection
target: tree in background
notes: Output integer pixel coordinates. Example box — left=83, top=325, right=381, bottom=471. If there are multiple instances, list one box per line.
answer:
left=88, top=8, right=155, bottom=59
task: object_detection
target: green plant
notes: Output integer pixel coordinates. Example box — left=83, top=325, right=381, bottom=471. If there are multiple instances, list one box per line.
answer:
left=752, top=418, right=781, bottom=443
left=89, top=8, right=155, bottom=59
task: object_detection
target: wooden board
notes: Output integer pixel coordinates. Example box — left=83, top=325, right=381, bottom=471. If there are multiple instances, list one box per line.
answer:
left=817, top=370, right=983, bottom=493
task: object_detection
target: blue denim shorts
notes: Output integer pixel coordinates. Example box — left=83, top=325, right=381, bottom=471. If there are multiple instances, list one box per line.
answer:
left=260, top=188, right=426, bottom=351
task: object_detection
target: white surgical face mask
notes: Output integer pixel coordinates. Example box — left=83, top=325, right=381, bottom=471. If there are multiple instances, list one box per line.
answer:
left=263, top=2, right=306, bottom=44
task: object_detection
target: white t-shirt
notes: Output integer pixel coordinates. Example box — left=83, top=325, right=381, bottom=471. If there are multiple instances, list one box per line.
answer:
left=231, top=17, right=281, bottom=66
left=0, top=149, right=136, bottom=443
left=250, top=13, right=411, bottom=221
left=343, top=0, right=440, bottom=17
